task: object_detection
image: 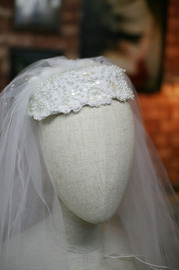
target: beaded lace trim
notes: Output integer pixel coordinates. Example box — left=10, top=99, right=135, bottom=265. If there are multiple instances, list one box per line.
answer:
left=28, top=65, right=134, bottom=120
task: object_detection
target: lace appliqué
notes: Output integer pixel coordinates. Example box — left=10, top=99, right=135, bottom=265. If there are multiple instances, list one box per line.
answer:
left=28, top=65, right=134, bottom=120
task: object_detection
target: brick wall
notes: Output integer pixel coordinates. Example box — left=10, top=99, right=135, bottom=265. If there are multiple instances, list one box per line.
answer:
left=0, top=0, right=178, bottom=187
left=164, top=0, right=179, bottom=82
left=139, top=84, right=179, bottom=188
left=139, top=0, right=179, bottom=188
left=0, top=0, right=82, bottom=90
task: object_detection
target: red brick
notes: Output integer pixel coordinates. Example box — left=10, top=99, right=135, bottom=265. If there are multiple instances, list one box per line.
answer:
left=0, top=2, right=13, bottom=10
left=168, top=4, right=179, bottom=16
left=33, top=35, right=66, bottom=50
left=7, top=33, right=33, bottom=47
left=172, top=83, right=179, bottom=96
left=160, top=120, right=179, bottom=133
left=62, top=0, right=82, bottom=9
left=61, top=11, right=75, bottom=23
left=160, top=83, right=173, bottom=92
left=168, top=171, right=179, bottom=181
left=172, top=110, right=179, bottom=120
left=65, top=51, right=79, bottom=59
left=61, top=24, right=79, bottom=36
left=159, top=147, right=173, bottom=160
left=65, top=37, right=79, bottom=48
left=0, top=46, right=8, bottom=59
left=153, top=134, right=169, bottom=147
left=0, top=33, right=8, bottom=44
left=0, top=75, right=8, bottom=92
left=165, top=47, right=179, bottom=59
left=61, top=10, right=81, bottom=24
left=170, top=133, right=179, bottom=146
left=168, top=158, right=179, bottom=170
left=164, top=61, right=179, bottom=71
left=0, top=9, right=13, bottom=21
left=166, top=24, right=178, bottom=34
left=143, top=109, right=171, bottom=121
left=1, top=62, right=9, bottom=76
left=169, top=177, right=179, bottom=188
left=165, top=33, right=178, bottom=45
left=169, top=0, right=179, bottom=7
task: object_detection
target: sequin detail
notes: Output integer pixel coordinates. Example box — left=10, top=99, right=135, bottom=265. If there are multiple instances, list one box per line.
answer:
left=28, top=65, right=134, bottom=120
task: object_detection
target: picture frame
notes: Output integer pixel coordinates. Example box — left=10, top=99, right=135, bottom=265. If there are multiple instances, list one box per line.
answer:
left=14, top=0, right=61, bottom=32
left=81, top=0, right=168, bottom=93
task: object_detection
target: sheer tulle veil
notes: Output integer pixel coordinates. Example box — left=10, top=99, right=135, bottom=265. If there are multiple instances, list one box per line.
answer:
left=0, top=56, right=178, bottom=270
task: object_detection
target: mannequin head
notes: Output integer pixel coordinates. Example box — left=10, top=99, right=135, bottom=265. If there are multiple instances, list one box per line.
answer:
left=39, top=100, right=134, bottom=224
left=1, top=57, right=178, bottom=270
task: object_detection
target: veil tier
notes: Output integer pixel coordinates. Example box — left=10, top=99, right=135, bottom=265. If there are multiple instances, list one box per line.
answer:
left=0, top=56, right=178, bottom=270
